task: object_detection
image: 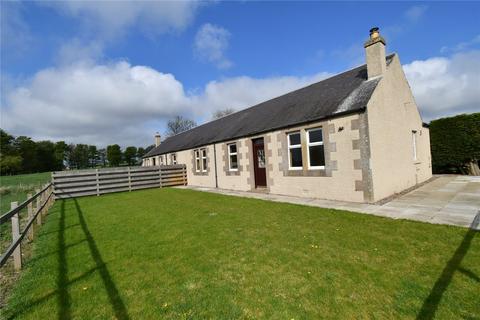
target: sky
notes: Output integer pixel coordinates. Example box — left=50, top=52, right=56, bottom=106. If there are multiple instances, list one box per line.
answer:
left=1, top=1, right=479, bottom=147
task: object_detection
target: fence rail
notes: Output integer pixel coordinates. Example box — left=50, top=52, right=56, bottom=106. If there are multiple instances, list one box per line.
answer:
left=52, top=165, right=187, bottom=199
left=0, top=183, right=54, bottom=269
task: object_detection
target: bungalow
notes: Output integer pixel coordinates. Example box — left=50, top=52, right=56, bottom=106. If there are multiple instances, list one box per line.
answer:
left=143, top=28, right=432, bottom=203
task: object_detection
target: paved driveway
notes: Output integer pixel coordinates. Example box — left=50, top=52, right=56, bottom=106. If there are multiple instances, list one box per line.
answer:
left=181, top=175, right=480, bottom=229
left=368, top=175, right=480, bottom=229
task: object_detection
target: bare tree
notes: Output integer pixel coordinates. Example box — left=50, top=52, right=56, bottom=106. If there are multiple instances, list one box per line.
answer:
left=166, top=116, right=197, bottom=137
left=212, top=108, right=235, bottom=120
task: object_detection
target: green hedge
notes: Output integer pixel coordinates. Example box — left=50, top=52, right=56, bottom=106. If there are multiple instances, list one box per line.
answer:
left=429, top=113, right=480, bottom=174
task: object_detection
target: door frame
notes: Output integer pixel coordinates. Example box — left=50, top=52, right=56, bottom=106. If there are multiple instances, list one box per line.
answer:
left=252, top=137, right=267, bottom=188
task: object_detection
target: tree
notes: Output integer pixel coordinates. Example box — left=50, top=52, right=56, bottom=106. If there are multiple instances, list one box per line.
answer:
left=88, top=145, right=98, bottom=167
left=0, top=129, right=15, bottom=155
left=0, top=129, right=21, bottom=174
left=0, top=155, right=22, bottom=175
left=14, top=136, right=38, bottom=173
left=36, top=141, right=56, bottom=172
left=124, top=146, right=137, bottom=166
left=54, top=141, right=68, bottom=170
left=106, top=144, right=122, bottom=167
left=68, top=144, right=89, bottom=169
left=430, top=113, right=480, bottom=175
left=166, top=116, right=197, bottom=137
left=98, top=148, right=107, bottom=167
left=137, top=147, right=146, bottom=159
left=212, top=108, right=235, bottom=119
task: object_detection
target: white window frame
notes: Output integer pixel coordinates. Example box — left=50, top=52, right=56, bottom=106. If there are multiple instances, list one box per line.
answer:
left=201, top=148, right=207, bottom=172
left=306, top=127, right=325, bottom=170
left=228, top=143, right=238, bottom=171
left=171, top=153, right=177, bottom=165
left=194, top=150, right=201, bottom=172
left=287, top=131, right=303, bottom=170
left=412, top=130, right=417, bottom=161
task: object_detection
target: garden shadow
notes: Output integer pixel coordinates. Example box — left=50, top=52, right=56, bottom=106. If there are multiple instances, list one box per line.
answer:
left=73, top=198, right=130, bottom=320
left=416, top=212, right=480, bottom=320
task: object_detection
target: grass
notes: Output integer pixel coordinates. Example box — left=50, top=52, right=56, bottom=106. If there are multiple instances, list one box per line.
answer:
left=2, top=188, right=479, bottom=319
left=0, top=172, right=52, bottom=214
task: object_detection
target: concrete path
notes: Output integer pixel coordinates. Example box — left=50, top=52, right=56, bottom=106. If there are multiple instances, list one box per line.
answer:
left=178, top=175, right=480, bottom=229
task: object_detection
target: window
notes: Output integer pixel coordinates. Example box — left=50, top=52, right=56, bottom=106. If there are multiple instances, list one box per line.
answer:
left=287, top=132, right=302, bottom=169
left=201, top=149, right=207, bottom=172
left=412, top=130, right=417, bottom=161
left=171, top=154, right=177, bottom=165
left=159, top=155, right=164, bottom=165
left=307, top=128, right=325, bottom=169
left=152, top=157, right=156, bottom=166
left=194, top=150, right=201, bottom=172
left=228, top=143, right=238, bottom=171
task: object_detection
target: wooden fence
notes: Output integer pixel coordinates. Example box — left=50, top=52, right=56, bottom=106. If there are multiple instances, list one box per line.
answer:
left=52, top=165, right=187, bottom=199
left=0, top=183, right=54, bottom=269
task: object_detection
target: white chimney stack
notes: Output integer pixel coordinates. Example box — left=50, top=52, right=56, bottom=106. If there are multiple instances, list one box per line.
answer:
left=155, top=132, right=161, bottom=147
left=364, top=27, right=387, bottom=79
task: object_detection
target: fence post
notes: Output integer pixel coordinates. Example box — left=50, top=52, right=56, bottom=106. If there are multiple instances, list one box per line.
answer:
left=128, top=167, right=132, bottom=192
left=50, top=184, right=55, bottom=208
left=183, top=166, right=187, bottom=185
left=159, top=167, right=162, bottom=188
left=50, top=172, right=55, bottom=207
left=36, top=188, right=42, bottom=225
left=96, top=169, right=100, bottom=196
left=26, top=193, right=34, bottom=241
left=41, top=184, right=47, bottom=218
left=11, top=202, right=22, bottom=270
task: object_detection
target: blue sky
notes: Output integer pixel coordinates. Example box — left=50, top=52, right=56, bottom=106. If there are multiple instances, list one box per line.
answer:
left=1, top=1, right=479, bottom=147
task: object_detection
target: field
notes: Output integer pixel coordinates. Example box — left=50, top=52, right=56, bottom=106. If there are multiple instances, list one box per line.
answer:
left=2, top=188, right=479, bottom=319
left=0, top=173, right=52, bottom=214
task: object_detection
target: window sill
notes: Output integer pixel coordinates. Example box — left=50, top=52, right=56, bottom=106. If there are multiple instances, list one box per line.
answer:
left=288, top=167, right=303, bottom=171
left=285, top=168, right=328, bottom=177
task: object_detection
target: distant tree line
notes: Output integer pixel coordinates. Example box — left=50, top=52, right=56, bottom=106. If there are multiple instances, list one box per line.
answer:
left=430, top=113, right=480, bottom=175
left=0, top=129, right=154, bottom=175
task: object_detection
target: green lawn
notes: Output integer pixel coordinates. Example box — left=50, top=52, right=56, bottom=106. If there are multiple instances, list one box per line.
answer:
left=3, top=188, right=479, bottom=319
left=0, top=172, right=52, bottom=214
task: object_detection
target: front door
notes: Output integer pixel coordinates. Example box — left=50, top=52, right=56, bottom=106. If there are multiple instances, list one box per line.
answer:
left=252, top=138, right=267, bottom=188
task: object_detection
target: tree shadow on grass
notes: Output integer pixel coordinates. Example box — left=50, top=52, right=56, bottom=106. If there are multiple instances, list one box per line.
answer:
left=416, top=212, right=479, bottom=320
left=57, top=200, right=70, bottom=320
left=73, top=198, right=130, bottom=320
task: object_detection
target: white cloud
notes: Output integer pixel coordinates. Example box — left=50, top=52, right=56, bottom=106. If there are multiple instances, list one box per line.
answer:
left=440, top=34, right=480, bottom=54
left=2, top=61, right=190, bottom=146
left=196, top=73, right=331, bottom=112
left=44, top=1, right=201, bottom=41
left=404, top=50, right=480, bottom=120
left=57, top=39, right=104, bottom=65
left=194, top=23, right=232, bottom=69
left=404, top=5, right=428, bottom=22
left=1, top=61, right=329, bottom=147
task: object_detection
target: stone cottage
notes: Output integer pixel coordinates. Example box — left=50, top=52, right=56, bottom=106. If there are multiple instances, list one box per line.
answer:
left=143, top=28, right=432, bottom=203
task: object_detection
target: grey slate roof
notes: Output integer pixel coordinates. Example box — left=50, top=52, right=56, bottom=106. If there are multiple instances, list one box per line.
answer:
left=145, top=54, right=395, bottom=158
